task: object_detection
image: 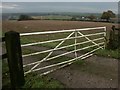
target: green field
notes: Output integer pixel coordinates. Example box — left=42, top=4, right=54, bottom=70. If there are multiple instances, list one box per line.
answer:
left=32, top=15, right=72, bottom=20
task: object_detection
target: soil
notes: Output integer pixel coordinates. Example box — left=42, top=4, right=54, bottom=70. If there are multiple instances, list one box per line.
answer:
left=2, top=20, right=118, bottom=33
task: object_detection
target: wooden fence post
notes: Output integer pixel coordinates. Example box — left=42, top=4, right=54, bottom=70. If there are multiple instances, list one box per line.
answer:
left=118, top=28, right=120, bottom=47
left=108, top=25, right=116, bottom=49
left=5, top=31, right=25, bottom=88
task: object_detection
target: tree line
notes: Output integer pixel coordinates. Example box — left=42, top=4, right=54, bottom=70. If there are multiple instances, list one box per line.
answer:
left=17, top=10, right=116, bottom=22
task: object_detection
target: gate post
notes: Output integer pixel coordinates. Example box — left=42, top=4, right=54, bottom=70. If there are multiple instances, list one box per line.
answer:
left=5, top=31, right=25, bottom=88
left=108, top=26, right=115, bottom=49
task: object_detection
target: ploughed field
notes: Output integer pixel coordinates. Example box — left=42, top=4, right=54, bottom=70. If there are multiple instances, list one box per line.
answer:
left=2, top=20, right=118, bottom=33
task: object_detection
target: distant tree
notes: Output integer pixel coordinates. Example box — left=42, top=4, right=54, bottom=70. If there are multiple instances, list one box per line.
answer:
left=71, top=17, right=77, bottom=21
left=101, top=10, right=116, bottom=22
left=88, top=14, right=96, bottom=21
left=18, top=15, right=33, bottom=21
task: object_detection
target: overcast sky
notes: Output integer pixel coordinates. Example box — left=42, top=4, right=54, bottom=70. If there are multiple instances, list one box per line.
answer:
left=1, top=2, right=118, bottom=14
left=2, top=0, right=120, bottom=2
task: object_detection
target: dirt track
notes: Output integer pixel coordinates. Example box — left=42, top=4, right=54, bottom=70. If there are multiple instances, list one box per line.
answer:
left=23, top=46, right=118, bottom=88
left=48, top=56, right=118, bottom=88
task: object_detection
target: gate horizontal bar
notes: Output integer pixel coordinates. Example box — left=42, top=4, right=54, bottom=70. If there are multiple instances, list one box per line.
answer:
left=24, top=45, right=104, bottom=75
left=20, top=27, right=106, bottom=36
left=39, top=54, right=94, bottom=76
left=21, top=32, right=104, bottom=47
left=39, top=46, right=104, bottom=76
left=23, top=42, right=104, bottom=67
left=39, top=54, right=92, bottom=76
left=22, top=37, right=104, bottom=58
left=41, top=40, right=104, bottom=62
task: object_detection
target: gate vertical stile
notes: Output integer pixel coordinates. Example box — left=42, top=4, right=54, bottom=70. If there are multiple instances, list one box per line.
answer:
left=75, top=29, right=77, bottom=58
left=104, top=27, right=107, bottom=49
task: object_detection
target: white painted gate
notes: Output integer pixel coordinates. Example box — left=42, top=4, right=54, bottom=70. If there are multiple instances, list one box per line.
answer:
left=20, top=27, right=106, bottom=76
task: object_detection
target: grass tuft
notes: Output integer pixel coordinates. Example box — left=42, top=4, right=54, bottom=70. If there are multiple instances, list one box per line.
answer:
left=23, top=73, right=64, bottom=88
left=95, top=48, right=119, bottom=59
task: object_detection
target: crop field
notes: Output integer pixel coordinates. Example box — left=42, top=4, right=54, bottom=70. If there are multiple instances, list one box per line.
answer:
left=32, top=15, right=72, bottom=20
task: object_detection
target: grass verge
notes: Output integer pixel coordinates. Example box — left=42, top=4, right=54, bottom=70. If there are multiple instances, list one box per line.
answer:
left=95, top=48, right=119, bottom=59
left=2, top=59, right=65, bottom=88
left=23, top=73, right=64, bottom=88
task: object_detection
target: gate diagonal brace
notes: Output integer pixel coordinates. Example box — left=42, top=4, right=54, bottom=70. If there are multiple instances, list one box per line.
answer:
left=27, top=32, right=75, bottom=72
left=24, top=45, right=104, bottom=75
left=77, top=31, right=103, bottom=49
